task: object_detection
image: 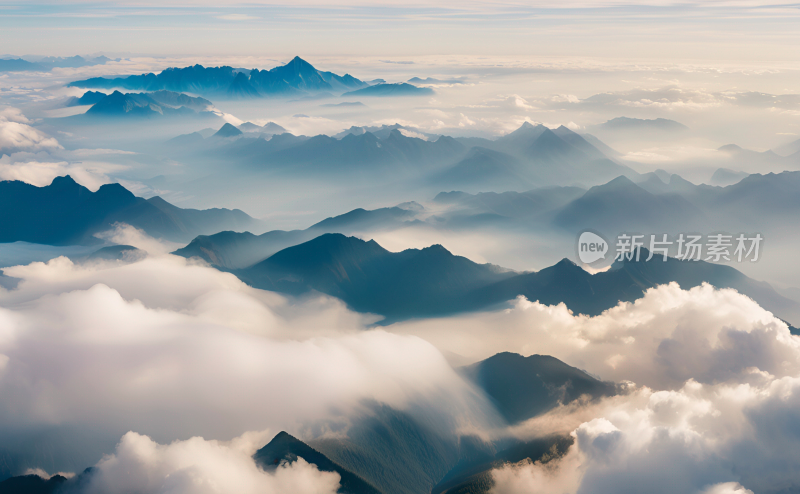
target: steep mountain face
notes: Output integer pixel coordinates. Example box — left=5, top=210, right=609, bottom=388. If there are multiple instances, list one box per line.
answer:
left=85, top=90, right=213, bottom=118
left=254, top=432, right=382, bottom=494
left=463, top=352, right=617, bottom=424
left=308, top=404, right=463, bottom=494
left=0, top=176, right=262, bottom=245
left=69, top=57, right=368, bottom=98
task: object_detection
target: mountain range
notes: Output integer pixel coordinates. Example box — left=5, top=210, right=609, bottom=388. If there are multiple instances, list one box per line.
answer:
left=80, top=90, right=216, bottom=119
left=68, top=57, right=369, bottom=98
left=438, top=122, right=638, bottom=189
left=163, top=121, right=634, bottom=187
left=0, top=55, right=115, bottom=72
left=433, top=169, right=800, bottom=236
left=342, top=83, right=434, bottom=97
left=0, top=350, right=610, bottom=494
left=173, top=206, right=418, bottom=269
left=64, top=91, right=107, bottom=107
left=221, top=234, right=799, bottom=324
left=175, top=127, right=468, bottom=177
left=250, top=350, right=609, bottom=494
left=592, top=116, right=689, bottom=133
left=0, top=176, right=262, bottom=245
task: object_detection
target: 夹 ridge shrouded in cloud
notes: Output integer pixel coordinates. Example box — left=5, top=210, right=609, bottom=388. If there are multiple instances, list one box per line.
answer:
left=0, top=234, right=497, bottom=481
left=391, top=284, right=800, bottom=493
left=2, top=227, right=800, bottom=492
left=78, top=431, right=342, bottom=494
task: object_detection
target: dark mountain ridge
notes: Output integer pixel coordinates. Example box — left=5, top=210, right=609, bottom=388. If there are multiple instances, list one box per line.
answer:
left=172, top=206, right=419, bottom=269
left=0, top=176, right=262, bottom=245
left=230, top=234, right=799, bottom=324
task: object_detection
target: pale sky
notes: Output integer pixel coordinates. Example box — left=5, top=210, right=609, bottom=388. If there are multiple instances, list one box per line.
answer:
left=1, top=1, right=800, bottom=62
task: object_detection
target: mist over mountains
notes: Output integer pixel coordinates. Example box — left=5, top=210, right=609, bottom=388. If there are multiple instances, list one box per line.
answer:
left=6, top=31, right=800, bottom=494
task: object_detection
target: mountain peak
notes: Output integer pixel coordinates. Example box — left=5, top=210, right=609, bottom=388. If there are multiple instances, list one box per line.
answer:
left=213, top=122, right=243, bottom=138
left=50, top=175, right=79, bottom=188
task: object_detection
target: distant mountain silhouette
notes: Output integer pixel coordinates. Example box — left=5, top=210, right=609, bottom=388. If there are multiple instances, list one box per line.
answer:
left=254, top=432, right=381, bottom=494
left=407, top=77, right=467, bottom=85
left=201, top=128, right=466, bottom=175
left=342, top=83, right=434, bottom=97
left=173, top=206, right=418, bottom=269
left=709, top=167, right=748, bottom=186
left=444, top=122, right=638, bottom=188
left=212, top=122, right=243, bottom=138
left=773, top=137, right=800, bottom=157
left=333, top=123, right=437, bottom=141
left=83, top=245, right=145, bottom=262
left=0, top=55, right=115, bottom=72
left=0, top=176, right=262, bottom=245
left=238, top=121, right=287, bottom=134
left=69, top=57, right=368, bottom=98
left=594, top=116, right=689, bottom=133
left=433, top=147, right=532, bottom=191
left=433, top=186, right=585, bottom=219
left=552, top=175, right=705, bottom=233
left=0, top=58, right=43, bottom=72
left=162, top=121, right=629, bottom=188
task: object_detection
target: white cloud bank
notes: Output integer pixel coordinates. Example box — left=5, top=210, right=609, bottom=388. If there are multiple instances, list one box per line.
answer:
left=0, top=233, right=493, bottom=483
left=81, top=431, right=340, bottom=494
left=392, top=283, right=800, bottom=494
left=3, top=228, right=800, bottom=493
left=0, top=107, right=61, bottom=155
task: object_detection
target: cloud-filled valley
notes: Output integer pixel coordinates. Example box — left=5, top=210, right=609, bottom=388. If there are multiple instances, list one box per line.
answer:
left=3, top=12, right=800, bottom=493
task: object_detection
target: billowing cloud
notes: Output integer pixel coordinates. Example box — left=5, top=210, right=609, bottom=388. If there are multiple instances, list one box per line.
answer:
left=80, top=431, right=340, bottom=494
left=390, top=283, right=800, bottom=493
left=0, top=118, right=61, bottom=155
left=391, top=283, right=795, bottom=389
left=0, top=237, right=492, bottom=477
left=0, top=155, right=121, bottom=189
